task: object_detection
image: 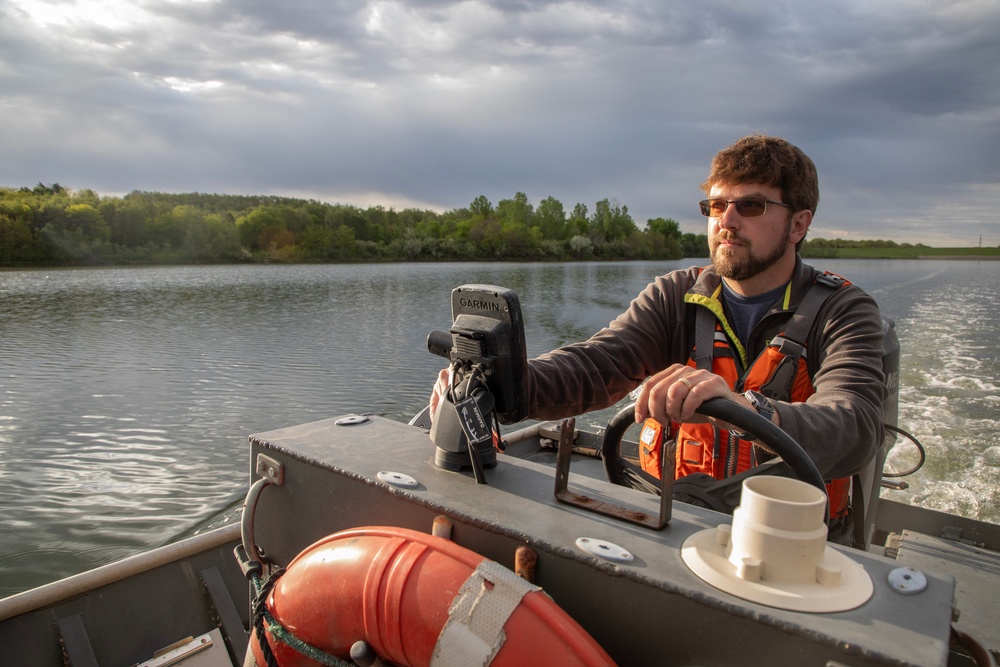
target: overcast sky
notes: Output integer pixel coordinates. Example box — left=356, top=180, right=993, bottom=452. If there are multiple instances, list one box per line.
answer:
left=2, top=0, right=998, bottom=246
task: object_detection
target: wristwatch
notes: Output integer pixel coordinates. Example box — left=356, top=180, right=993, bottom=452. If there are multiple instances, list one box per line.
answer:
left=731, top=390, right=775, bottom=440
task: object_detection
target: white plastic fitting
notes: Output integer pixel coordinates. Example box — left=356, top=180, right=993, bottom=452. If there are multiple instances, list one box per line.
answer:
left=681, top=476, right=873, bottom=612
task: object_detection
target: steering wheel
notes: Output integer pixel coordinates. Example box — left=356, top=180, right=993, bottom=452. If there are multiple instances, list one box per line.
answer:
left=601, top=397, right=827, bottom=517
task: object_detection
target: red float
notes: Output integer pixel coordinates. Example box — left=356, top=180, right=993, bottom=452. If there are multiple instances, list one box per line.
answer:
left=250, top=526, right=615, bottom=667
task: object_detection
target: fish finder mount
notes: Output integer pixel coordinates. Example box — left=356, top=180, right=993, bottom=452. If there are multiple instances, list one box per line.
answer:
left=427, top=285, right=528, bottom=482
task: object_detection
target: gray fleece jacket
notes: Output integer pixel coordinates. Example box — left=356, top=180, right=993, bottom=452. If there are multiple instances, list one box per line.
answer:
left=524, top=257, right=886, bottom=480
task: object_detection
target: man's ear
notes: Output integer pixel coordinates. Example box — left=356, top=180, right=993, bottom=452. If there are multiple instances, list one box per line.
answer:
left=790, top=210, right=812, bottom=246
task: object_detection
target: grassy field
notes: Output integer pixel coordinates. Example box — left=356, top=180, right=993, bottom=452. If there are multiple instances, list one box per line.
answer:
left=802, top=246, right=1000, bottom=260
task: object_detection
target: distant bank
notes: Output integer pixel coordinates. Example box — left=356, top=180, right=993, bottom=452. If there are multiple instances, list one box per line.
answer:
left=802, top=247, right=1000, bottom=260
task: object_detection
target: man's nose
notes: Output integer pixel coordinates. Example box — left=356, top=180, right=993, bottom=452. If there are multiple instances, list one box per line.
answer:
left=716, top=205, right=741, bottom=230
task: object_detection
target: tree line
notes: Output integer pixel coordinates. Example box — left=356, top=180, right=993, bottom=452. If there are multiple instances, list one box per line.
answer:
left=0, top=184, right=710, bottom=266
left=1, top=183, right=931, bottom=267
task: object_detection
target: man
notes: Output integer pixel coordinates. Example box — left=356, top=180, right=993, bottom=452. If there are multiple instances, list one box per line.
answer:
left=432, top=134, right=886, bottom=539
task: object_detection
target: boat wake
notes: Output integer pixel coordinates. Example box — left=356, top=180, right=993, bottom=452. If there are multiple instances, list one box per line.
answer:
left=883, top=277, right=1000, bottom=523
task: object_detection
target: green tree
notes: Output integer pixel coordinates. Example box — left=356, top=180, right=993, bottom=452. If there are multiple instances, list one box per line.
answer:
left=236, top=208, right=286, bottom=252
left=330, top=224, right=357, bottom=259
left=644, top=217, right=683, bottom=259
left=32, top=182, right=66, bottom=196
left=646, top=217, right=680, bottom=239
left=65, top=204, right=111, bottom=242
left=680, top=233, right=709, bottom=258
left=0, top=184, right=712, bottom=265
left=501, top=222, right=542, bottom=258
left=535, top=196, right=567, bottom=240
left=469, top=195, right=493, bottom=219
left=568, top=203, right=588, bottom=237
left=468, top=218, right=503, bottom=257
left=184, top=213, right=241, bottom=261
left=495, top=192, right=534, bottom=228
left=105, top=198, right=155, bottom=248
left=590, top=199, right=636, bottom=242
left=0, top=213, right=36, bottom=263
left=326, top=205, right=377, bottom=242
left=300, top=224, right=335, bottom=259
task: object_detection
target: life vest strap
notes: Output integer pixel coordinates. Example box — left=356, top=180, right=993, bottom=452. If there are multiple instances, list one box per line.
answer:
left=773, top=335, right=806, bottom=359
left=757, top=273, right=846, bottom=401
left=782, top=272, right=846, bottom=347
left=692, top=306, right=716, bottom=372
left=758, top=354, right=799, bottom=402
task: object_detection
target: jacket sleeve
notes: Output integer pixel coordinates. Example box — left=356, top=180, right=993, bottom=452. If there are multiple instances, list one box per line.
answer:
left=523, top=271, right=695, bottom=421
left=772, top=285, right=887, bottom=480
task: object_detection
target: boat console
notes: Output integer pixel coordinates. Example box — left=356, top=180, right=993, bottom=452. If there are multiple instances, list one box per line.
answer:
left=247, top=413, right=957, bottom=667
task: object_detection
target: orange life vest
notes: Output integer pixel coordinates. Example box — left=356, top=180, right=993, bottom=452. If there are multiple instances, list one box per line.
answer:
left=639, top=272, right=852, bottom=519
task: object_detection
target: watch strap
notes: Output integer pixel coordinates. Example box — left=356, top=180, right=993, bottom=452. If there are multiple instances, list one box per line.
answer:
left=731, top=391, right=774, bottom=439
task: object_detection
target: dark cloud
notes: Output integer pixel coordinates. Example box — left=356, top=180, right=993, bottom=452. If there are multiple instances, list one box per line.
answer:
left=1, top=0, right=997, bottom=246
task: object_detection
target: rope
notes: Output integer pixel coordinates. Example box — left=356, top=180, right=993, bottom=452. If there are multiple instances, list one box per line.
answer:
left=249, top=570, right=353, bottom=667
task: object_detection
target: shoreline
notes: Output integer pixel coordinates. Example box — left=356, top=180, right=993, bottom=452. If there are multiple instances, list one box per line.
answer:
left=915, top=255, right=1000, bottom=261
left=3, top=252, right=1000, bottom=270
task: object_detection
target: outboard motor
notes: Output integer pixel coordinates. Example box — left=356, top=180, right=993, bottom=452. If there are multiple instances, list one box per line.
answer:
left=881, top=318, right=901, bottom=444
left=851, top=317, right=902, bottom=549
left=427, top=285, right=528, bottom=482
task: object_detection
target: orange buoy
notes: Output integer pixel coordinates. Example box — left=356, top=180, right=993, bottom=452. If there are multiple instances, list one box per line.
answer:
left=250, top=526, right=616, bottom=667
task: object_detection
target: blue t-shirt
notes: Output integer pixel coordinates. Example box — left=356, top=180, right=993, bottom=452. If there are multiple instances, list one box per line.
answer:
left=722, top=281, right=785, bottom=347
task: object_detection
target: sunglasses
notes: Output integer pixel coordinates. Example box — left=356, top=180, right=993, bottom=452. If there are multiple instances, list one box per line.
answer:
left=699, top=197, right=790, bottom=218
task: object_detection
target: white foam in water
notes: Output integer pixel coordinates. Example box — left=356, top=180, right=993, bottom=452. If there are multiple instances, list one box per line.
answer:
left=881, top=274, right=1000, bottom=524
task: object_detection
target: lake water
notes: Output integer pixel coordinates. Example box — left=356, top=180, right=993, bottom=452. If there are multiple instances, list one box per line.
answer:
left=1, top=259, right=998, bottom=596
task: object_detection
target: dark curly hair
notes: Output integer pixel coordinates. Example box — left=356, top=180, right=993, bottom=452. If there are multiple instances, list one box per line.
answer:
left=702, top=134, right=819, bottom=215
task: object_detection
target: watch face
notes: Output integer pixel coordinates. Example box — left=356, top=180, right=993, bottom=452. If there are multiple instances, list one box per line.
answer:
left=747, top=391, right=775, bottom=415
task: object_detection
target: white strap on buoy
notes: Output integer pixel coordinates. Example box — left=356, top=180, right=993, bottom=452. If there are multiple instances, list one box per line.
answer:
left=431, top=560, right=540, bottom=667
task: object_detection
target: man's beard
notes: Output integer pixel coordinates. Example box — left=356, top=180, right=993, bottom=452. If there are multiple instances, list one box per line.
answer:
left=710, top=219, right=791, bottom=281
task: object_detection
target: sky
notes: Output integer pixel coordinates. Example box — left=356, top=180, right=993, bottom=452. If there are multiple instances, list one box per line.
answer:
left=2, top=0, right=998, bottom=247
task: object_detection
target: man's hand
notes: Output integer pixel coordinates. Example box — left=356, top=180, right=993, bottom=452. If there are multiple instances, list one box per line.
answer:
left=428, top=367, right=452, bottom=423
left=633, top=364, right=735, bottom=424
left=632, top=364, right=780, bottom=448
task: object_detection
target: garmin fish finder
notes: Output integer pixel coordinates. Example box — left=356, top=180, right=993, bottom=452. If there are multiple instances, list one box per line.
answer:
left=427, top=285, right=528, bottom=482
